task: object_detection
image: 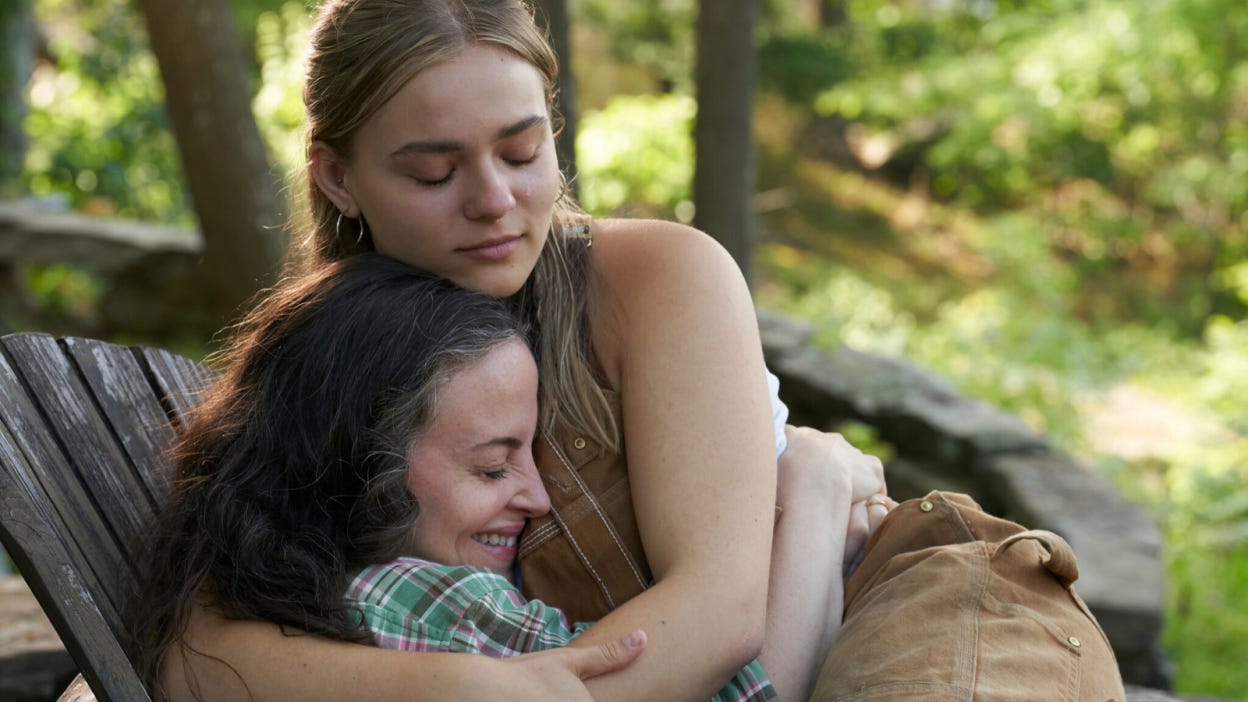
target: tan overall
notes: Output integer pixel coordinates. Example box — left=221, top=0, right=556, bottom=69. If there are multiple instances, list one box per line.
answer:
left=517, top=396, right=650, bottom=623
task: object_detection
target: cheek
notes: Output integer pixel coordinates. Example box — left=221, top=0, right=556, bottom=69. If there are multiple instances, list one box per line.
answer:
left=522, top=153, right=561, bottom=203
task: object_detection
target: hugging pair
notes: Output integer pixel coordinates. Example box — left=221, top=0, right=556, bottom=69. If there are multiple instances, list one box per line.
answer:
left=134, top=254, right=865, bottom=701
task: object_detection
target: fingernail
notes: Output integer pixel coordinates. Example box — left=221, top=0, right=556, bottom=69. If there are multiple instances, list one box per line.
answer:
left=624, top=630, right=646, bottom=650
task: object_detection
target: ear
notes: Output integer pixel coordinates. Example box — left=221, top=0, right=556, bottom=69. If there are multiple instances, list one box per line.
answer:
left=309, top=141, right=361, bottom=218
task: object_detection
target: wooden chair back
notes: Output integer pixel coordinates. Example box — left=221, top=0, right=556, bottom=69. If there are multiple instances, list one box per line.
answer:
left=0, top=332, right=213, bottom=702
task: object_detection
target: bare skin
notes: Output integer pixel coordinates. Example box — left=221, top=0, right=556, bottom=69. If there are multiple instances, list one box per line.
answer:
left=164, top=608, right=645, bottom=702
left=759, top=426, right=896, bottom=701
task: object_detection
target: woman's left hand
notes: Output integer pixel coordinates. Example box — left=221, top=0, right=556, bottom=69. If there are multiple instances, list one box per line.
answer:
left=844, top=494, right=897, bottom=578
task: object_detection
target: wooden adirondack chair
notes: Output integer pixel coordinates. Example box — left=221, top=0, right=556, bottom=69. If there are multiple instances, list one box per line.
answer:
left=0, top=332, right=214, bottom=702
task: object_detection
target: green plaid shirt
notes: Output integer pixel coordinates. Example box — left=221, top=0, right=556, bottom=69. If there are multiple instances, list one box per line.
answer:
left=346, top=557, right=777, bottom=702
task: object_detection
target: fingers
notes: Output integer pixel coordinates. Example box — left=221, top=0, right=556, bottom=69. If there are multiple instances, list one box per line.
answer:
left=848, top=452, right=886, bottom=503
left=845, top=495, right=897, bottom=578
left=569, top=630, right=647, bottom=680
left=865, top=494, right=897, bottom=533
left=778, top=427, right=889, bottom=511
left=843, top=501, right=871, bottom=578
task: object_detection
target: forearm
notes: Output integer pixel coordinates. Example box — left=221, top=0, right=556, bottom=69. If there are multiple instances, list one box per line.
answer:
left=757, top=484, right=852, bottom=701
left=573, top=572, right=766, bottom=702
left=165, top=604, right=615, bottom=702
left=164, top=609, right=466, bottom=701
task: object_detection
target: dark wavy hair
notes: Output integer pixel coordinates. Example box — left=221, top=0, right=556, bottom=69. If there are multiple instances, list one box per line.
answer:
left=130, top=253, right=528, bottom=695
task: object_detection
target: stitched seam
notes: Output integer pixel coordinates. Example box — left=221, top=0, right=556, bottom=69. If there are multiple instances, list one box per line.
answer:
left=525, top=520, right=559, bottom=544
left=517, top=521, right=559, bottom=558
left=961, top=543, right=989, bottom=701
left=542, top=426, right=649, bottom=591
left=547, top=502, right=616, bottom=610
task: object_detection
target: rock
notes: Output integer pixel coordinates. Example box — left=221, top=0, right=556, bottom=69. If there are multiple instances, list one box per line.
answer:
left=0, top=576, right=76, bottom=702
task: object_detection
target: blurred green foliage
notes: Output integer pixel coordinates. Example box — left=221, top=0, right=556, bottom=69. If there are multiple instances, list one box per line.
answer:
left=16, top=0, right=1248, bottom=696
left=809, top=0, right=1248, bottom=330
left=577, top=94, right=695, bottom=219
left=24, top=0, right=188, bottom=223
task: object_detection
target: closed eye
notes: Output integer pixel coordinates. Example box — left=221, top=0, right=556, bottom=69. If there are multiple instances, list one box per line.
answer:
left=504, top=150, right=539, bottom=167
left=414, top=169, right=455, bottom=186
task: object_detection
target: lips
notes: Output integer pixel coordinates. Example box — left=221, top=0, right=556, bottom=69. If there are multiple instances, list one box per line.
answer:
left=458, top=235, right=523, bottom=261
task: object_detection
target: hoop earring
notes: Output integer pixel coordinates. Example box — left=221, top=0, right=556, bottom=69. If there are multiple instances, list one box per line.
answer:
left=356, top=216, right=368, bottom=245
left=335, top=212, right=344, bottom=239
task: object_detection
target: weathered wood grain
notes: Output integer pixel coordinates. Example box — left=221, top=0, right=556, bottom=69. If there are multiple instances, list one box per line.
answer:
left=0, top=332, right=211, bottom=702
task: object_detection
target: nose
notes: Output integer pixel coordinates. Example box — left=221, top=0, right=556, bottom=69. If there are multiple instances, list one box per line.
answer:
left=509, top=450, right=551, bottom=518
left=463, top=161, right=517, bottom=222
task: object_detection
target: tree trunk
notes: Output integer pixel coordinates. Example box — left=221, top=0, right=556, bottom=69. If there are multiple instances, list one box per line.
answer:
left=693, top=0, right=759, bottom=286
left=134, top=0, right=285, bottom=332
left=819, top=0, right=848, bottom=27
left=532, top=0, right=578, bottom=196
left=0, top=0, right=34, bottom=196
left=0, top=0, right=35, bottom=330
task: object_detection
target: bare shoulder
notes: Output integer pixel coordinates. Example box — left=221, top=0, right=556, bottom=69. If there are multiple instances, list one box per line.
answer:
left=585, top=218, right=757, bottom=384
left=588, top=218, right=742, bottom=288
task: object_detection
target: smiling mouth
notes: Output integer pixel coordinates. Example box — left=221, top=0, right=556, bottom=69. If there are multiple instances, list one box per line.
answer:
left=472, top=533, right=519, bottom=548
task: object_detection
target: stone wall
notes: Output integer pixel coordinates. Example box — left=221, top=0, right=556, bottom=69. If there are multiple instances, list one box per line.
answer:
left=759, top=310, right=1169, bottom=688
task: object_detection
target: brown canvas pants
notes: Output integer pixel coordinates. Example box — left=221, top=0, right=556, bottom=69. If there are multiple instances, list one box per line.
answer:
left=810, top=491, right=1126, bottom=701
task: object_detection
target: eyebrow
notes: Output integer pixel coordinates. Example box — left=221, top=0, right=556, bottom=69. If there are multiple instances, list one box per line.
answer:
left=470, top=436, right=524, bottom=451
left=389, top=115, right=548, bottom=159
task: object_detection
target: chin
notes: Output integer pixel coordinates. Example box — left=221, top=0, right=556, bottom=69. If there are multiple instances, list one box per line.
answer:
left=466, top=272, right=531, bottom=299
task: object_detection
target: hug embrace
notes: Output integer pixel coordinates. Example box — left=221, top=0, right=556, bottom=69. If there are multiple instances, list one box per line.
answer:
left=128, top=1, right=1128, bottom=700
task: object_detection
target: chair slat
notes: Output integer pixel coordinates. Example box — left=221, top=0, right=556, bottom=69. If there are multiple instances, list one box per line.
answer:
left=64, top=337, right=178, bottom=507
left=0, top=339, right=129, bottom=628
left=0, top=334, right=153, bottom=568
left=136, top=345, right=214, bottom=426
left=0, top=414, right=152, bottom=702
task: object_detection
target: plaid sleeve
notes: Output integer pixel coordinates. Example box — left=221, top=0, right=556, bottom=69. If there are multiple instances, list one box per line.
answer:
left=448, top=583, right=593, bottom=656
left=347, top=557, right=775, bottom=701
left=346, top=557, right=590, bottom=655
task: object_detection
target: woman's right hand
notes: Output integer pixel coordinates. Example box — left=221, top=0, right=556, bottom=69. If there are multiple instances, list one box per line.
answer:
left=500, top=630, right=647, bottom=701
left=780, top=425, right=886, bottom=503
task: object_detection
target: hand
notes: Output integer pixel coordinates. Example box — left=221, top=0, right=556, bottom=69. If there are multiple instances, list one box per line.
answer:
left=498, top=630, right=647, bottom=701
left=781, top=425, right=886, bottom=503
left=844, top=494, right=898, bottom=578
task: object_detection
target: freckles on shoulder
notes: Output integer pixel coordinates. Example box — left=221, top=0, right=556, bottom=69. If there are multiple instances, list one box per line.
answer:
left=588, top=218, right=740, bottom=287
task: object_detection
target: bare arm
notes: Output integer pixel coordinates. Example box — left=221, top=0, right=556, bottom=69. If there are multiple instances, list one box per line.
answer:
left=759, top=427, right=895, bottom=700
left=570, top=220, right=778, bottom=702
left=162, top=604, right=645, bottom=702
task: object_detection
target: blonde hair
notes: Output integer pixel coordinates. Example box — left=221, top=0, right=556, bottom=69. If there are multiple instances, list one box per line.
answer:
left=288, top=0, right=618, bottom=450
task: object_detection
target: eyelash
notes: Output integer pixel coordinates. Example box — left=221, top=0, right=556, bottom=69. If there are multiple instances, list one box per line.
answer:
left=482, top=467, right=509, bottom=481
left=504, top=150, right=539, bottom=167
left=412, top=150, right=539, bottom=187
left=415, top=171, right=454, bottom=187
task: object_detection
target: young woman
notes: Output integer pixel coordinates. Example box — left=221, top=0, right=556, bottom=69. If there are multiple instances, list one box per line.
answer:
left=165, top=0, right=888, bottom=699
left=135, top=254, right=881, bottom=702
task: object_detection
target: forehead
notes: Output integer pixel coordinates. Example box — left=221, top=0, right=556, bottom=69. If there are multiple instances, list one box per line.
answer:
left=366, top=45, right=549, bottom=146
left=425, top=340, right=537, bottom=430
